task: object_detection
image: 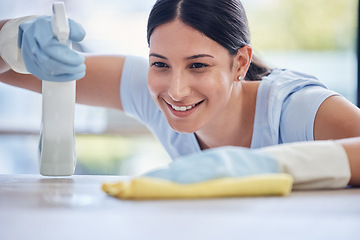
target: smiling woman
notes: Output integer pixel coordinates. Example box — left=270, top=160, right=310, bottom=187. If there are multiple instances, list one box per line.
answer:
left=147, top=0, right=271, bottom=81
left=147, top=19, right=253, bottom=136
left=0, top=0, right=359, bottom=187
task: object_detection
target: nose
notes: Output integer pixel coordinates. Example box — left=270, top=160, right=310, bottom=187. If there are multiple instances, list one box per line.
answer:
left=168, top=71, right=191, bottom=102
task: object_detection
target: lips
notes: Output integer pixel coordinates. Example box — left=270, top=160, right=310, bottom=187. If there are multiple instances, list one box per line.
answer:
left=164, top=99, right=204, bottom=114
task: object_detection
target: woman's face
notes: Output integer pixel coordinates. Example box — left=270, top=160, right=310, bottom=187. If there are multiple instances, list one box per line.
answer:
left=148, top=20, right=238, bottom=133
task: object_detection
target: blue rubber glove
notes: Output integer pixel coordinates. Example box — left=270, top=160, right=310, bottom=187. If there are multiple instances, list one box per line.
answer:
left=18, top=16, right=86, bottom=81
left=144, top=146, right=281, bottom=184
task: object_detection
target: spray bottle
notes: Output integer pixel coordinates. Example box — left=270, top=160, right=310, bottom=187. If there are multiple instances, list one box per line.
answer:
left=39, top=2, right=76, bottom=176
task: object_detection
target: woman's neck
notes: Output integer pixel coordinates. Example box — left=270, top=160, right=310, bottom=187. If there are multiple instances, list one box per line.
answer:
left=195, top=80, right=260, bottom=150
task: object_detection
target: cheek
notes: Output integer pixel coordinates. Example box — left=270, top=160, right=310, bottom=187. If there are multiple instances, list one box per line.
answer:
left=147, top=72, right=164, bottom=99
left=201, top=72, right=233, bottom=99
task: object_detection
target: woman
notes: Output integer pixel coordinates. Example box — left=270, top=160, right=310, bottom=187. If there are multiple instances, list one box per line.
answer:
left=0, top=0, right=359, bottom=187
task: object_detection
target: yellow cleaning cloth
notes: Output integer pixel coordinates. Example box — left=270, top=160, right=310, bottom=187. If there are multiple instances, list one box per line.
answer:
left=102, top=173, right=293, bottom=200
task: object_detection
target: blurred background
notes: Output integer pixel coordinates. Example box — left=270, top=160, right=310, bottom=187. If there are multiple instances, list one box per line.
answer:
left=0, top=0, right=358, bottom=175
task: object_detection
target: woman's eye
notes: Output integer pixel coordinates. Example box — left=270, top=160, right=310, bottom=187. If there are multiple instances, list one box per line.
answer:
left=151, top=62, right=169, bottom=68
left=190, top=63, right=208, bottom=69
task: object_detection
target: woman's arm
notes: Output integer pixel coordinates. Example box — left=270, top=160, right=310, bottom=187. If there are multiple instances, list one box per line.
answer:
left=0, top=55, right=126, bottom=110
left=314, top=95, right=360, bottom=140
left=76, top=55, right=125, bottom=110
left=314, top=95, right=360, bottom=186
left=0, top=18, right=127, bottom=110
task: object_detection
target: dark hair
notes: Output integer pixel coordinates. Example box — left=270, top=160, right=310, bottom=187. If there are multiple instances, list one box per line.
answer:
left=147, top=0, right=272, bottom=80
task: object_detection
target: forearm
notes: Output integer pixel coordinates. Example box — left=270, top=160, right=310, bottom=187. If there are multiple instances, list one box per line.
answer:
left=0, top=69, right=42, bottom=93
left=336, top=137, right=360, bottom=186
left=76, top=55, right=125, bottom=110
left=261, top=139, right=354, bottom=190
left=1, top=16, right=127, bottom=110
left=1, top=55, right=126, bottom=110
left=0, top=57, right=10, bottom=73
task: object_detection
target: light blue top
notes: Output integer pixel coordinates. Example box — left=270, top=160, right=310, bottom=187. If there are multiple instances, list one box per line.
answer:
left=120, top=56, right=337, bottom=159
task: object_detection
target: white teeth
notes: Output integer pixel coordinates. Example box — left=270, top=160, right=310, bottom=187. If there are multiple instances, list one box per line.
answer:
left=171, top=103, right=196, bottom=112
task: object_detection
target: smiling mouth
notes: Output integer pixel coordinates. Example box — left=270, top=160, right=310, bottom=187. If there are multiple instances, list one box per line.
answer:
left=166, top=100, right=204, bottom=112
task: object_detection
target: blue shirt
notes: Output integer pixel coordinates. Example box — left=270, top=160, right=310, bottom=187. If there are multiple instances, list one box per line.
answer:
left=121, top=56, right=337, bottom=159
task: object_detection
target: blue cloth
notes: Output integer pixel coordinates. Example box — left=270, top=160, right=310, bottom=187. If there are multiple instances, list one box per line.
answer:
left=121, top=56, right=337, bottom=159
left=144, top=146, right=280, bottom=184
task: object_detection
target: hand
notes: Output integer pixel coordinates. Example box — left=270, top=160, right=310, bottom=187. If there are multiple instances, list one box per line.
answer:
left=144, top=146, right=280, bottom=184
left=18, top=16, right=86, bottom=81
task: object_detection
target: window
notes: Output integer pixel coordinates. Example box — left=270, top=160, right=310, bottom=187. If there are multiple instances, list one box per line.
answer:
left=244, top=0, right=358, bottom=103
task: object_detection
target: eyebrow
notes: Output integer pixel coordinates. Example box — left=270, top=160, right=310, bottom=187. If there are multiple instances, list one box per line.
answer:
left=149, top=53, right=168, bottom=60
left=186, top=54, right=214, bottom=60
left=149, top=53, right=214, bottom=60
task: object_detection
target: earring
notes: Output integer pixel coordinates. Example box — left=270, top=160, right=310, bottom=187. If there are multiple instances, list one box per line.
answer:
left=237, top=76, right=243, bottom=81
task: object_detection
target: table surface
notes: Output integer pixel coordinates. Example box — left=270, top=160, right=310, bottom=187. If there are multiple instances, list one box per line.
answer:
left=0, top=174, right=359, bottom=240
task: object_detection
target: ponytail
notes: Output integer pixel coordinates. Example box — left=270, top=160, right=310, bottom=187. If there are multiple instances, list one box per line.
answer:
left=246, top=55, right=272, bottom=81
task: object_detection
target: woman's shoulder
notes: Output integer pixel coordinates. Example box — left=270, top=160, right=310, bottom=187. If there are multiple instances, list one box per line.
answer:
left=251, top=68, right=338, bottom=148
left=261, top=68, right=326, bottom=88
left=262, top=68, right=321, bottom=83
left=258, top=68, right=328, bottom=98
